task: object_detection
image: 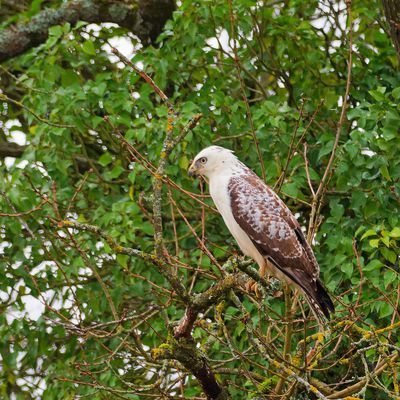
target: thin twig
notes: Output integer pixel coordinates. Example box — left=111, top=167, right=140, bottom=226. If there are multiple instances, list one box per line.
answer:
left=110, top=47, right=173, bottom=110
left=0, top=197, right=48, bottom=217
left=227, top=0, right=266, bottom=182
left=308, top=0, right=353, bottom=241
left=303, top=142, right=316, bottom=197
left=0, top=93, right=74, bottom=128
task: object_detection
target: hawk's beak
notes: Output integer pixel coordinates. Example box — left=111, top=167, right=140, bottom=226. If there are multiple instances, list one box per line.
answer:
left=188, top=162, right=197, bottom=177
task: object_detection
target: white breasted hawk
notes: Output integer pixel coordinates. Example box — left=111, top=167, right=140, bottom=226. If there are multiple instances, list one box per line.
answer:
left=188, top=146, right=334, bottom=321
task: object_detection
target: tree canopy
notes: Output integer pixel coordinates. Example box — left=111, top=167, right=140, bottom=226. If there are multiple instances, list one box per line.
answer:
left=0, top=0, right=399, bottom=399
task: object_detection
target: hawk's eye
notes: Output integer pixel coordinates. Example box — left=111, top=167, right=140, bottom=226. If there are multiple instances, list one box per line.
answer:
left=199, top=157, right=207, bottom=164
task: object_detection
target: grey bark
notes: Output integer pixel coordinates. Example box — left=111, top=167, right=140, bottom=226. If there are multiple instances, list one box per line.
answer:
left=0, top=0, right=175, bottom=62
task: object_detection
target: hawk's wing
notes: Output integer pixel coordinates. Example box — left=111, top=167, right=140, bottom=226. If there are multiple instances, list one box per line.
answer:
left=228, top=171, right=334, bottom=320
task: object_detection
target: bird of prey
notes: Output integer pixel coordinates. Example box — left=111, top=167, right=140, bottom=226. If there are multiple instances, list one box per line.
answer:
left=188, top=145, right=334, bottom=321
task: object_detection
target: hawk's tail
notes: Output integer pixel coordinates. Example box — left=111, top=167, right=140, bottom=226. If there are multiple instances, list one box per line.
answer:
left=305, top=279, right=335, bottom=322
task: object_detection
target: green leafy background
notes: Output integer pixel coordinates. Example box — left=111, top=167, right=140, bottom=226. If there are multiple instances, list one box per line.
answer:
left=0, top=0, right=399, bottom=399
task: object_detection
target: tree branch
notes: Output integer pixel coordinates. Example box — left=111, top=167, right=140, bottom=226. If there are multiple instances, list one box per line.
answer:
left=382, top=0, right=400, bottom=62
left=174, top=271, right=247, bottom=339
left=0, top=141, right=99, bottom=172
left=0, top=0, right=175, bottom=62
left=152, top=337, right=230, bottom=399
left=0, top=141, right=26, bottom=158
left=111, top=46, right=202, bottom=262
left=58, top=219, right=189, bottom=302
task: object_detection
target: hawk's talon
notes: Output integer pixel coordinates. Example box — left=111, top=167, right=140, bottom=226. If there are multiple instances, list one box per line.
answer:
left=244, top=279, right=263, bottom=299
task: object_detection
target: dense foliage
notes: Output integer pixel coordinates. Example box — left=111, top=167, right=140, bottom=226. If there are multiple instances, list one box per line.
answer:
left=0, top=0, right=399, bottom=399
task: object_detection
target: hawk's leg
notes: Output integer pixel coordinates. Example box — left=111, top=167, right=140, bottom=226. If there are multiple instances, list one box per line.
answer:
left=259, top=261, right=267, bottom=278
left=244, top=261, right=268, bottom=298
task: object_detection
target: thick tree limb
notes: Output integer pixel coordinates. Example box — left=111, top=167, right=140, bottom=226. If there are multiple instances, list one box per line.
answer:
left=173, top=258, right=277, bottom=341
left=0, top=0, right=175, bottom=62
left=0, top=141, right=26, bottom=158
left=60, top=218, right=251, bottom=399
left=382, top=0, right=400, bottom=61
left=174, top=272, right=247, bottom=339
left=152, top=337, right=230, bottom=400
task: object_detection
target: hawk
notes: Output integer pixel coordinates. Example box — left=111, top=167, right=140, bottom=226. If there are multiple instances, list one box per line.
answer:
left=188, top=145, right=334, bottom=321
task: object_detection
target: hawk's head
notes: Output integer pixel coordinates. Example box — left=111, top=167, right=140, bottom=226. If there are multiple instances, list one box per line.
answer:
left=188, top=146, right=236, bottom=178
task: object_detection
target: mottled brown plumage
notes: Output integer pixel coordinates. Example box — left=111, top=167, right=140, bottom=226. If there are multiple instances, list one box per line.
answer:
left=229, top=171, right=334, bottom=319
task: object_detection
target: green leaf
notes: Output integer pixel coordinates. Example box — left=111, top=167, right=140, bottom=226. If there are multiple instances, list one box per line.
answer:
left=381, top=248, right=397, bottom=264
left=107, top=166, right=125, bottom=179
left=117, top=254, right=129, bottom=267
left=364, top=259, right=383, bottom=271
left=48, top=25, right=63, bottom=39
left=92, top=116, right=105, bottom=128
left=392, top=87, right=400, bottom=99
left=361, top=229, right=377, bottom=240
left=140, top=222, right=154, bottom=235
left=28, top=0, right=44, bottom=15
left=383, top=270, right=397, bottom=288
left=379, top=302, right=393, bottom=319
left=318, top=140, right=334, bottom=158
left=99, top=152, right=113, bottom=167
left=179, top=155, right=189, bottom=170
left=379, top=165, right=391, bottom=181
left=369, top=239, right=380, bottom=248
left=389, top=227, right=400, bottom=238
left=382, top=126, right=397, bottom=141
left=128, top=171, right=136, bottom=183
left=61, top=69, right=80, bottom=87
left=369, top=87, right=386, bottom=101
left=82, top=40, right=96, bottom=55
left=330, top=200, right=344, bottom=220
left=92, top=82, right=107, bottom=97
left=281, top=182, right=299, bottom=198
left=341, top=263, right=353, bottom=278
left=381, top=235, right=390, bottom=247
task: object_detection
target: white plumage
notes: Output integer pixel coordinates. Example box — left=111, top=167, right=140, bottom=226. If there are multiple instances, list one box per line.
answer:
left=207, top=156, right=267, bottom=270
left=188, top=145, right=334, bottom=321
